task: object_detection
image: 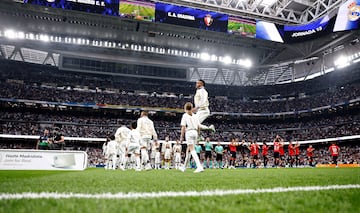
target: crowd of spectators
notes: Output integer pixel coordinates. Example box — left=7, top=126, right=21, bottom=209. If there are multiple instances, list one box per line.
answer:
left=1, top=111, right=359, bottom=142
left=1, top=59, right=360, bottom=114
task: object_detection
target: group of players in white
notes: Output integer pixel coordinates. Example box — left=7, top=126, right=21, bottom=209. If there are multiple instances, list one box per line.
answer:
left=102, top=80, right=214, bottom=173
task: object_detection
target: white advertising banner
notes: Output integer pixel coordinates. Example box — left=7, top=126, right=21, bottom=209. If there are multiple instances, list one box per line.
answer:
left=0, top=149, right=87, bottom=170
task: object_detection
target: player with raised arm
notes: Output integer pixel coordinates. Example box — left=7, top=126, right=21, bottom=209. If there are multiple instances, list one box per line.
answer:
left=180, top=102, right=204, bottom=173
left=273, top=135, right=281, bottom=168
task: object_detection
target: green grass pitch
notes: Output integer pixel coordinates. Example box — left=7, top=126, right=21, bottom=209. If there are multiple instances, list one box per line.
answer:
left=0, top=168, right=359, bottom=212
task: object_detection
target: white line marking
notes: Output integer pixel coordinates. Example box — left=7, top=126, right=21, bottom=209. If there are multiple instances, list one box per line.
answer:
left=0, top=184, right=359, bottom=200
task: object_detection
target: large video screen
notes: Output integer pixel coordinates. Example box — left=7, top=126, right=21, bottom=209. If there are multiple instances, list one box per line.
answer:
left=119, top=0, right=155, bottom=22
left=228, top=16, right=256, bottom=38
left=155, top=2, right=228, bottom=33
left=255, top=21, right=284, bottom=43
left=282, top=15, right=334, bottom=43
left=24, top=0, right=120, bottom=16
left=333, top=0, right=360, bottom=32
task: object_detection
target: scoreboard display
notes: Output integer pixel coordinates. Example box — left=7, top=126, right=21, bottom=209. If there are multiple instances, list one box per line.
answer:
left=24, top=0, right=120, bottom=16
left=155, top=2, right=228, bottom=33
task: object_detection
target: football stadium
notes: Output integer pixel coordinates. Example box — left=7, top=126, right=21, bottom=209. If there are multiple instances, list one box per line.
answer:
left=0, top=0, right=359, bottom=212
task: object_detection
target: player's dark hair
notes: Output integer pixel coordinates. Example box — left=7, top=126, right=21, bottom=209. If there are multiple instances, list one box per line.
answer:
left=142, top=110, right=149, bottom=116
left=185, top=102, right=193, bottom=111
left=109, top=135, right=115, bottom=140
left=131, top=122, right=137, bottom=129
left=199, top=79, right=205, bottom=86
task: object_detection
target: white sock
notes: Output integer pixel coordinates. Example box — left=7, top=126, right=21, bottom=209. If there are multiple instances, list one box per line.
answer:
left=199, top=124, right=209, bottom=130
left=191, top=150, right=202, bottom=168
left=183, top=152, right=189, bottom=168
left=136, top=156, right=141, bottom=169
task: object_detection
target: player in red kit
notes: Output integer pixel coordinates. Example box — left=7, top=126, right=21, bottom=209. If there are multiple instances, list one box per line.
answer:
left=329, top=143, right=340, bottom=167
left=249, top=141, right=260, bottom=168
left=262, top=142, right=269, bottom=168
left=278, top=140, right=285, bottom=167
left=273, top=135, right=282, bottom=167
left=294, top=142, right=300, bottom=167
left=228, top=138, right=238, bottom=169
left=288, top=141, right=295, bottom=167
left=306, top=145, right=315, bottom=167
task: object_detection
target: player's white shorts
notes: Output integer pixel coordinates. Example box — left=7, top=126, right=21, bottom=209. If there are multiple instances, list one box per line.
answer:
left=127, top=143, right=140, bottom=155
left=174, top=152, right=181, bottom=163
left=140, top=137, right=152, bottom=149
left=196, top=108, right=210, bottom=123
left=185, top=130, right=198, bottom=145
left=164, top=149, right=172, bottom=160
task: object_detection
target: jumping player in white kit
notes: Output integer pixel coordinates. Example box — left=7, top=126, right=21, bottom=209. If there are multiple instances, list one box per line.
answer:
left=180, top=102, right=204, bottom=173
left=137, top=111, right=158, bottom=170
left=114, top=124, right=130, bottom=170
left=193, top=80, right=215, bottom=137
left=126, top=122, right=142, bottom=171
left=173, top=140, right=182, bottom=170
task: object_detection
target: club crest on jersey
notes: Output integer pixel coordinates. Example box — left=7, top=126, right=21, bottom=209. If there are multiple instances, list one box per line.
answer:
left=204, top=14, right=213, bottom=27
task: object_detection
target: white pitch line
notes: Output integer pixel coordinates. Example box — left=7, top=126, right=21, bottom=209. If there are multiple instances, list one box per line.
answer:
left=0, top=184, right=359, bottom=200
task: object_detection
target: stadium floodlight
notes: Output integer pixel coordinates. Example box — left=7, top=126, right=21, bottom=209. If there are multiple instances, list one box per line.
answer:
left=324, top=67, right=335, bottom=73
left=17, top=32, right=25, bottom=39
left=334, top=56, right=350, bottom=68
left=353, top=58, right=360, bottom=63
left=200, top=52, right=211, bottom=61
left=211, top=54, right=217, bottom=61
left=28, top=33, right=34, bottom=40
left=39, top=34, right=49, bottom=42
left=240, top=59, right=251, bottom=68
left=222, top=56, right=232, bottom=64
left=4, top=29, right=16, bottom=39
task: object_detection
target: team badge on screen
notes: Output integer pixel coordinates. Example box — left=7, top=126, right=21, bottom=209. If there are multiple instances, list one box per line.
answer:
left=204, top=14, right=213, bottom=26
left=348, top=2, right=360, bottom=21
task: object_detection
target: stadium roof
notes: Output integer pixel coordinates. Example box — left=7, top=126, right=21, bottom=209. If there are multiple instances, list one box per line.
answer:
left=156, top=0, right=343, bottom=24
left=1, top=0, right=359, bottom=86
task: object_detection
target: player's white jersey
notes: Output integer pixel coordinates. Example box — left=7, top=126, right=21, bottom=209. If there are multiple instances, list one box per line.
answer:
left=180, top=113, right=200, bottom=131
left=194, top=87, right=209, bottom=109
left=128, top=129, right=141, bottom=146
left=115, top=126, right=130, bottom=143
left=173, top=144, right=182, bottom=154
left=163, top=141, right=172, bottom=160
left=161, top=141, right=172, bottom=153
left=106, top=140, right=118, bottom=156
left=137, top=116, right=158, bottom=140
left=126, top=129, right=141, bottom=155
